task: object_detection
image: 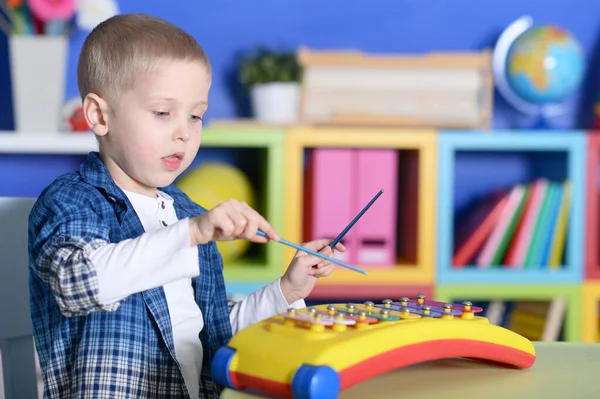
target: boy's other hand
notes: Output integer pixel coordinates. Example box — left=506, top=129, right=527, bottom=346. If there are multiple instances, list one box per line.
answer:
left=189, top=199, right=279, bottom=245
left=280, top=239, right=346, bottom=304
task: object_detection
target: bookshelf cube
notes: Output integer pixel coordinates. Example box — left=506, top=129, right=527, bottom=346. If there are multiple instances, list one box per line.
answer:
left=582, top=282, right=600, bottom=342
left=585, top=132, right=600, bottom=280
left=437, top=131, right=585, bottom=284
left=182, top=125, right=285, bottom=287
left=284, top=127, right=437, bottom=286
left=436, top=284, right=582, bottom=342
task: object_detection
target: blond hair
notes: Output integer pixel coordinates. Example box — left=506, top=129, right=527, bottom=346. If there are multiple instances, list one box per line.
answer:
left=77, top=13, right=210, bottom=104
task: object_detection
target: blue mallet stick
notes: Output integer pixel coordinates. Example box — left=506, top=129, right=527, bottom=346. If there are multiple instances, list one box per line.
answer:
left=256, top=230, right=368, bottom=275
left=329, top=189, right=384, bottom=249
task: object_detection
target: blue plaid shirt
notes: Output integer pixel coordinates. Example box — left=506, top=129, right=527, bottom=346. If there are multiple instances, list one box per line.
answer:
left=28, top=152, right=233, bottom=398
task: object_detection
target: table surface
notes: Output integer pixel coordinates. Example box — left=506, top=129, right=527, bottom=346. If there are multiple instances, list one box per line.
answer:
left=220, top=342, right=600, bottom=399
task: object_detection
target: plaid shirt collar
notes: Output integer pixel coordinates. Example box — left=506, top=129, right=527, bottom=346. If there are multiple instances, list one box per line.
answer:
left=80, top=152, right=120, bottom=195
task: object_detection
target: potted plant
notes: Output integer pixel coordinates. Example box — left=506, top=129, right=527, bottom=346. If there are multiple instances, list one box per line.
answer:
left=239, top=47, right=302, bottom=124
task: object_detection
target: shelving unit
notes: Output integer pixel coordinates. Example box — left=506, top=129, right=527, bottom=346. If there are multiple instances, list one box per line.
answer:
left=437, top=130, right=586, bottom=284
left=435, top=283, right=582, bottom=342
left=582, top=282, right=600, bottom=342
left=3, top=126, right=599, bottom=341
left=284, top=126, right=437, bottom=285
left=585, top=132, right=600, bottom=280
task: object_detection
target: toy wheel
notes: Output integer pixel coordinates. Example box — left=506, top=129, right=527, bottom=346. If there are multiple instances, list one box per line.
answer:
left=291, top=365, right=340, bottom=399
left=211, top=346, right=237, bottom=389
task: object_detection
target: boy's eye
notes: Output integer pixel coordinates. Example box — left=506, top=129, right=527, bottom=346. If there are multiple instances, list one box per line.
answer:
left=153, top=111, right=170, bottom=117
left=189, top=114, right=203, bottom=122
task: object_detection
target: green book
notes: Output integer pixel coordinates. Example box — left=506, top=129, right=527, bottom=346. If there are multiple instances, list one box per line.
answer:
left=490, top=184, right=530, bottom=266
left=524, top=182, right=555, bottom=268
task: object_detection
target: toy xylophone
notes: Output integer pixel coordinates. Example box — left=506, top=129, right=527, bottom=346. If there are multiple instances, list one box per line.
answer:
left=212, top=294, right=536, bottom=399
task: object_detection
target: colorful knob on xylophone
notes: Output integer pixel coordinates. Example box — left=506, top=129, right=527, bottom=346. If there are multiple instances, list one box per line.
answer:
left=364, top=301, right=375, bottom=311
left=442, top=303, right=454, bottom=319
left=422, top=305, right=431, bottom=315
left=327, top=305, right=337, bottom=315
left=399, top=297, right=409, bottom=306
left=356, top=310, right=369, bottom=329
left=311, top=313, right=326, bottom=332
left=308, top=307, right=317, bottom=316
left=461, top=301, right=474, bottom=319
left=400, top=308, right=411, bottom=319
left=285, top=308, right=297, bottom=326
left=379, top=309, right=390, bottom=319
left=346, top=303, right=356, bottom=313
left=382, top=299, right=392, bottom=308
left=416, top=294, right=426, bottom=305
left=333, top=312, right=347, bottom=331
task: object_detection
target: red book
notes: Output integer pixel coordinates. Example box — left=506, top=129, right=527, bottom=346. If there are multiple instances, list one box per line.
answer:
left=453, top=192, right=509, bottom=267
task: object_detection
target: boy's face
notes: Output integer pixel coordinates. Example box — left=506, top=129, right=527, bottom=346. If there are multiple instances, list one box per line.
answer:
left=90, top=58, right=211, bottom=197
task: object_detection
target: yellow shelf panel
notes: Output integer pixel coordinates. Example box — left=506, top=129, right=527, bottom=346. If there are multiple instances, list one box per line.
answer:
left=312, top=264, right=433, bottom=284
left=582, top=282, right=600, bottom=343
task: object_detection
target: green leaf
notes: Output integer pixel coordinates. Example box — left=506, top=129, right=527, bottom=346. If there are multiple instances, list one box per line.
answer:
left=238, top=46, right=302, bottom=88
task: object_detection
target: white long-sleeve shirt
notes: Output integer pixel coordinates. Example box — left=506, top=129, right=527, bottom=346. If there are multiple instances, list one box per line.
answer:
left=88, top=189, right=304, bottom=399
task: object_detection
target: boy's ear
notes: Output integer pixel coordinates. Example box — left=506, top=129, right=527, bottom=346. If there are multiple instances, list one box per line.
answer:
left=82, top=93, right=110, bottom=137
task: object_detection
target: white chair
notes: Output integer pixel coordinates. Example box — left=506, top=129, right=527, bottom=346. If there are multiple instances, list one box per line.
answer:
left=0, top=197, right=39, bottom=399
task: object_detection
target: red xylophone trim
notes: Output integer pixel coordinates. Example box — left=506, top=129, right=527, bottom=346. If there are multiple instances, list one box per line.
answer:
left=228, top=339, right=536, bottom=398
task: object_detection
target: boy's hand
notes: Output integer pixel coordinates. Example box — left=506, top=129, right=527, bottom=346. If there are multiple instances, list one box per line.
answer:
left=279, top=239, right=346, bottom=304
left=189, top=199, right=279, bottom=245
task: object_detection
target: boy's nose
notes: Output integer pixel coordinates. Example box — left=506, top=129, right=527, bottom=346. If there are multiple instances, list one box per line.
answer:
left=173, top=124, right=191, bottom=142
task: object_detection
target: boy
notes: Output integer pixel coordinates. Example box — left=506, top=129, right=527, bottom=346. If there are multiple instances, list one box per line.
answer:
left=28, top=13, right=345, bottom=399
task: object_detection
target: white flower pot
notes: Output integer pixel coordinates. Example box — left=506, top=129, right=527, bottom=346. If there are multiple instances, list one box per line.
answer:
left=9, top=35, right=68, bottom=132
left=250, top=82, right=300, bottom=124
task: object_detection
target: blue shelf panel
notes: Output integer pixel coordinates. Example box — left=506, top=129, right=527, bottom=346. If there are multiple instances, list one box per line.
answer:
left=437, top=130, right=586, bottom=150
left=225, top=281, right=269, bottom=297
left=437, top=130, right=586, bottom=284
left=437, top=268, right=581, bottom=284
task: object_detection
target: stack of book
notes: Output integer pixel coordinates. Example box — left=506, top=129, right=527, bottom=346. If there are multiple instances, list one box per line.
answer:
left=452, top=178, right=571, bottom=268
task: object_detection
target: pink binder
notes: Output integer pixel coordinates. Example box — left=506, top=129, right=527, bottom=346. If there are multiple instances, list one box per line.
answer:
left=354, top=149, right=398, bottom=266
left=310, top=148, right=357, bottom=263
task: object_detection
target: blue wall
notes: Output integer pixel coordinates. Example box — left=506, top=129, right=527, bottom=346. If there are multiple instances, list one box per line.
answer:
left=1, top=0, right=600, bottom=130
left=1, top=0, right=599, bottom=199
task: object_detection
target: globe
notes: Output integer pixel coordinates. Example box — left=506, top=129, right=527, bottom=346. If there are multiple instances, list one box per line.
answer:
left=493, top=16, right=586, bottom=127
left=507, top=26, right=584, bottom=104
